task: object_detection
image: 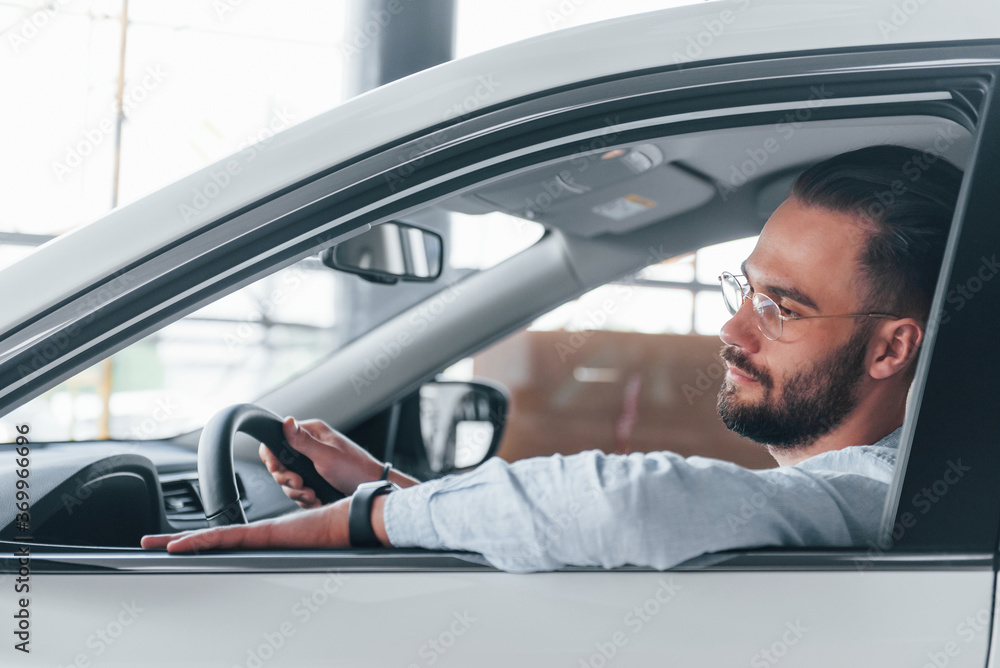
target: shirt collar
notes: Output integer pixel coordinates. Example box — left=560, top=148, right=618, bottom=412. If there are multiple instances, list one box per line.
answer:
left=872, top=426, right=903, bottom=450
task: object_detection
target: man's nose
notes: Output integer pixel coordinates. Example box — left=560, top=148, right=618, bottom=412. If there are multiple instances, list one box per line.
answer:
left=719, top=297, right=761, bottom=352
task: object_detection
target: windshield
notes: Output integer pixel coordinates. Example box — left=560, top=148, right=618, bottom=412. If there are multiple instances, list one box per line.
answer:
left=0, top=208, right=543, bottom=443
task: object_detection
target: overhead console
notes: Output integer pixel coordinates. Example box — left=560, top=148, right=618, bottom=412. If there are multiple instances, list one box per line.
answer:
left=443, top=144, right=716, bottom=238
left=440, top=116, right=973, bottom=239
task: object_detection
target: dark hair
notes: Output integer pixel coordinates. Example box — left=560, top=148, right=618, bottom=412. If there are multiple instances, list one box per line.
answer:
left=789, top=144, right=963, bottom=318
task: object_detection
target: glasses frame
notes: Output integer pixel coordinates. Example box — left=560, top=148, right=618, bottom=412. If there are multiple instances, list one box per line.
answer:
left=718, top=271, right=900, bottom=341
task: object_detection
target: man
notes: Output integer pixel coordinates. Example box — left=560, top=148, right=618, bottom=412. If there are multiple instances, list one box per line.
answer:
left=142, top=144, right=963, bottom=572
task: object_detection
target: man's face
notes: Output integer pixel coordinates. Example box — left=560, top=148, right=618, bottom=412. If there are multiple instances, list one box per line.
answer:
left=717, top=197, right=875, bottom=449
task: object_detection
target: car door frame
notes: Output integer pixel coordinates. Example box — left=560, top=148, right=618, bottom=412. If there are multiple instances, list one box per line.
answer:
left=3, top=42, right=1000, bottom=667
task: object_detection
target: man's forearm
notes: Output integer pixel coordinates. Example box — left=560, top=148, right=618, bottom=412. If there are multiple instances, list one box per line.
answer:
left=140, top=498, right=354, bottom=552
left=386, top=467, right=420, bottom=489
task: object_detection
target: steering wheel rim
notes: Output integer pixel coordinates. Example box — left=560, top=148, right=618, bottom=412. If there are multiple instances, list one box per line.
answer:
left=197, top=403, right=287, bottom=527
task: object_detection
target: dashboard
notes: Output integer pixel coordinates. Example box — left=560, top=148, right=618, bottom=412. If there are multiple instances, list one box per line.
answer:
left=0, top=439, right=292, bottom=548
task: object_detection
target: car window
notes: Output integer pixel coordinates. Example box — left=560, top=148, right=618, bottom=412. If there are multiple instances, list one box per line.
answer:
left=0, top=33, right=993, bottom=582
left=0, top=211, right=542, bottom=443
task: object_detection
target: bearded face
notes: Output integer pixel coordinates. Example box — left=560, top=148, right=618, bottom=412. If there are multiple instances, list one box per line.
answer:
left=717, top=323, right=873, bottom=449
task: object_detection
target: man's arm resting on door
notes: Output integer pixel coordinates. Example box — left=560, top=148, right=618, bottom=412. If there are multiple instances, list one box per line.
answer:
left=140, top=495, right=391, bottom=551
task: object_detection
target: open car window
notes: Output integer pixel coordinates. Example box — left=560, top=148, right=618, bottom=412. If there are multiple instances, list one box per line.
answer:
left=0, top=41, right=993, bottom=566
left=0, top=212, right=542, bottom=444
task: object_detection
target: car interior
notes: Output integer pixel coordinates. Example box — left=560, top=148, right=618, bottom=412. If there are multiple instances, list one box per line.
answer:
left=0, top=110, right=975, bottom=553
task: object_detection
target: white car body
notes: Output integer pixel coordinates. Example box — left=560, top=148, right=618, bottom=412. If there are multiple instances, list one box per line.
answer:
left=2, top=1, right=1000, bottom=666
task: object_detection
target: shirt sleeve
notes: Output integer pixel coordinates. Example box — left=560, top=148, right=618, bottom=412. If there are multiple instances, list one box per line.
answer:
left=382, top=449, right=891, bottom=573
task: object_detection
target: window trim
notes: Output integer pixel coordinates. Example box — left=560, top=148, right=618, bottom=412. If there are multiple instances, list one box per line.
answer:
left=1, top=541, right=991, bottom=575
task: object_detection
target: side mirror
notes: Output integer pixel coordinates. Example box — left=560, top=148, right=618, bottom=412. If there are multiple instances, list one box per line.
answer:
left=419, top=379, right=508, bottom=476
left=321, top=220, right=443, bottom=284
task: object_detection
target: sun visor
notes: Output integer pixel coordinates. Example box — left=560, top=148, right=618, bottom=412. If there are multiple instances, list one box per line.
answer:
left=448, top=145, right=716, bottom=237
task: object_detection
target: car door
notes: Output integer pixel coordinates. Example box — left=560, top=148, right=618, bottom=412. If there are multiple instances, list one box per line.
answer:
left=3, top=25, right=1000, bottom=668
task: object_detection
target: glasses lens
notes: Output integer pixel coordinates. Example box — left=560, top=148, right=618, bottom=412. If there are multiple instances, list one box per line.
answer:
left=719, top=273, right=741, bottom=315
left=752, top=293, right=782, bottom=340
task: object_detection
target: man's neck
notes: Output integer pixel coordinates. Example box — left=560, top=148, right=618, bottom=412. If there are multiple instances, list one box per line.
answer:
left=767, top=387, right=906, bottom=466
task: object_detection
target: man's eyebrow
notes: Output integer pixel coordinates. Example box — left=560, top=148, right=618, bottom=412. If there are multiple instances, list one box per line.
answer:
left=740, top=260, right=819, bottom=311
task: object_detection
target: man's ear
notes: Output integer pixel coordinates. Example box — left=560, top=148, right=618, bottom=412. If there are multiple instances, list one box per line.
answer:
left=868, top=318, right=924, bottom=380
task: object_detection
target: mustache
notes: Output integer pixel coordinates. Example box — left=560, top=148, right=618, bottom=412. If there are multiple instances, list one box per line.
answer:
left=719, top=346, right=773, bottom=389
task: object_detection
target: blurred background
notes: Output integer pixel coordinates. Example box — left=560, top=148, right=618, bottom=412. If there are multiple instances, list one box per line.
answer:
left=1, top=0, right=761, bottom=466
left=1, top=0, right=706, bottom=255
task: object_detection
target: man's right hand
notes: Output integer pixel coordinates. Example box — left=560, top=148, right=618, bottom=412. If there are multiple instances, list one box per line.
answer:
left=259, top=417, right=390, bottom=509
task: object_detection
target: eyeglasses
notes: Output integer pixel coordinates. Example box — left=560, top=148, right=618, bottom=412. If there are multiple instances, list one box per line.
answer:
left=718, top=271, right=899, bottom=341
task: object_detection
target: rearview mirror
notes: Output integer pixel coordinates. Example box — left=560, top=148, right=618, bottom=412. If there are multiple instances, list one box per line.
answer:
left=321, top=220, right=443, bottom=284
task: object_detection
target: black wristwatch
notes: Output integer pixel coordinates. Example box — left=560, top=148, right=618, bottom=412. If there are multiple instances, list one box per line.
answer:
left=348, top=480, right=398, bottom=548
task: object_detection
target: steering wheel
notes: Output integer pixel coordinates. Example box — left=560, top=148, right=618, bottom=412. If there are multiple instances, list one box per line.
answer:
left=197, top=404, right=346, bottom=526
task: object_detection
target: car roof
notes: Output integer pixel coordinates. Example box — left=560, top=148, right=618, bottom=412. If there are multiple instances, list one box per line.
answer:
left=1, top=0, right=996, bottom=334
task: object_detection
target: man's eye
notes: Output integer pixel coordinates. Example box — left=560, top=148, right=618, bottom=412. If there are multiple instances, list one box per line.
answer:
left=778, top=304, right=799, bottom=318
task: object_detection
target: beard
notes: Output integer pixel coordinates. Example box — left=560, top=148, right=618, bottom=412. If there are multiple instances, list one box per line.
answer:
left=716, top=324, right=872, bottom=449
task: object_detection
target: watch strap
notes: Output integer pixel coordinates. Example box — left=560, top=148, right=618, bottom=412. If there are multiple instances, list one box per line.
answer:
left=348, top=480, right=397, bottom=548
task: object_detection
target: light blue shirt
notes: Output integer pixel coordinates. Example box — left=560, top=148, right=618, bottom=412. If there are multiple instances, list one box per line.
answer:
left=383, top=429, right=900, bottom=573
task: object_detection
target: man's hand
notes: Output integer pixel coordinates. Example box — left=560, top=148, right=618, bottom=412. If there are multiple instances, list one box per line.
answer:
left=143, top=415, right=404, bottom=553
left=140, top=498, right=359, bottom=553
left=260, top=417, right=419, bottom=509
left=260, top=417, right=385, bottom=508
